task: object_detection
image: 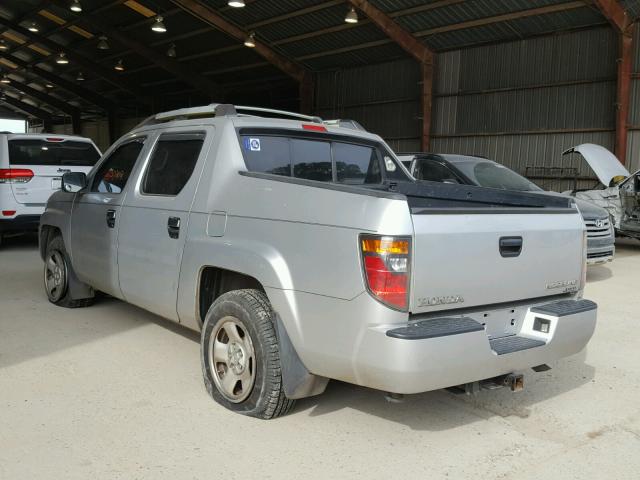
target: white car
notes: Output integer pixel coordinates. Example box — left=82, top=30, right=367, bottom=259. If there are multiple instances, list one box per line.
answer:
left=563, top=144, right=640, bottom=239
left=0, top=133, right=101, bottom=245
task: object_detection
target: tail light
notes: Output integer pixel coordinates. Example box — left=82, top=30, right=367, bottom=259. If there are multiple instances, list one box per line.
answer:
left=360, top=234, right=411, bottom=311
left=0, top=168, right=34, bottom=183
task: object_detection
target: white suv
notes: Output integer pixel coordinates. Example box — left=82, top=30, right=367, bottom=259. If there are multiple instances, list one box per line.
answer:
left=0, top=133, right=101, bottom=245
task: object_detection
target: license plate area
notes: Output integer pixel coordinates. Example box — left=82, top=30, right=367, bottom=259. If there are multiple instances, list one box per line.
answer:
left=478, top=305, right=530, bottom=339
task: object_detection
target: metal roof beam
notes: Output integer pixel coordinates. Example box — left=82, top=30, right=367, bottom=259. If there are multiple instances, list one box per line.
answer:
left=4, top=76, right=81, bottom=117
left=169, top=0, right=309, bottom=84
left=0, top=16, right=151, bottom=103
left=348, top=0, right=433, bottom=64
left=4, top=54, right=116, bottom=111
left=0, top=93, right=53, bottom=124
left=48, top=0, right=224, bottom=100
left=592, top=0, right=632, bottom=32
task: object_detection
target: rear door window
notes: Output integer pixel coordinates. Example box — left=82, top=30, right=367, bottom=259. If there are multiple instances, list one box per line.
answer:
left=142, top=132, right=205, bottom=196
left=91, top=140, right=144, bottom=194
left=9, top=139, right=101, bottom=166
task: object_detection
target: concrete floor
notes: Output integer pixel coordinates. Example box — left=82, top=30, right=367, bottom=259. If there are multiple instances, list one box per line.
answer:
left=1, top=235, right=639, bottom=480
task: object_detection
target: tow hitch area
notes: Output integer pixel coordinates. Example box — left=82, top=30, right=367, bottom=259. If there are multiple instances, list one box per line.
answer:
left=448, top=373, right=525, bottom=395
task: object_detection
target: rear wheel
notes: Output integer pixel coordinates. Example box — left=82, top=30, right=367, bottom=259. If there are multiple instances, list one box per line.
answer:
left=44, top=235, right=93, bottom=308
left=201, top=289, right=295, bottom=419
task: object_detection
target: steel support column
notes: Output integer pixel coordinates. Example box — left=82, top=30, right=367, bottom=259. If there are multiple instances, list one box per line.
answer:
left=616, top=24, right=634, bottom=165
left=421, top=63, right=434, bottom=150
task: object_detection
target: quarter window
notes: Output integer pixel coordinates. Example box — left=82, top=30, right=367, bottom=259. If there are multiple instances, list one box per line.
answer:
left=91, top=140, right=144, bottom=194
left=334, top=142, right=381, bottom=185
left=142, top=132, right=205, bottom=195
left=240, top=134, right=405, bottom=184
left=291, top=139, right=332, bottom=182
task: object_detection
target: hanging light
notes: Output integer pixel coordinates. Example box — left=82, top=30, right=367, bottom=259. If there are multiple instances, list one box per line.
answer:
left=1, top=74, right=10, bottom=84
left=114, top=59, right=125, bottom=71
left=228, top=0, right=245, bottom=6
left=151, top=16, right=167, bottom=33
left=70, top=0, right=82, bottom=12
left=0, top=39, right=8, bottom=51
left=244, top=32, right=255, bottom=48
left=97, top=35, right=110, bottom=50
left=345, top=7, right=358, bottom=24
left=28, top=22, right=40, bottom=33
left=56, top=52, right=69, bottom=64
left=166, top=43, right=176, bottom=58
left=76, top=71, right=85, bottom=81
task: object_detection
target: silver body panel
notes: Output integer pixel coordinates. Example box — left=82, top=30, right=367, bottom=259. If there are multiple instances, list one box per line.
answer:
left=40, top=110, right=597, bottom=396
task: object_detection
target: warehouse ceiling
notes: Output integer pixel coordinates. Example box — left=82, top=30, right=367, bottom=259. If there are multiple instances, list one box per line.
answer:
left=0, top=0, right=633, bottom=122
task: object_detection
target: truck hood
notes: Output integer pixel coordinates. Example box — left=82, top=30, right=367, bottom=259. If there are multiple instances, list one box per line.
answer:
left=563, top=144, right=630, bottom=187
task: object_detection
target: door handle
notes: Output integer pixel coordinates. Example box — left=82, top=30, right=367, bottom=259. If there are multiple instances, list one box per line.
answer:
left=106, top=209, right=116, bottom=228
left=167, top=216, right=181, bottom=239
left=499, top=236, right=523, bottom=258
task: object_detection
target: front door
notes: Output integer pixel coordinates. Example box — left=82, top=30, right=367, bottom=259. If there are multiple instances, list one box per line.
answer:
left=117, top=128, right=212, bottom=321
left=70, top=137, right=148, bottom=297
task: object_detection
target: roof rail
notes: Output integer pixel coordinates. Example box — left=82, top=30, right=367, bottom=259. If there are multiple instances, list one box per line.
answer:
left=133, top=103, right=323, bottom=130
left=234, top=105, right=323, bottom=123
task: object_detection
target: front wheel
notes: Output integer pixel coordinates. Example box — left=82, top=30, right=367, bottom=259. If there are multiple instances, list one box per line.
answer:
left=44, top=235, right=93, bottom=308
left=201, top=289, right=295, bottom=419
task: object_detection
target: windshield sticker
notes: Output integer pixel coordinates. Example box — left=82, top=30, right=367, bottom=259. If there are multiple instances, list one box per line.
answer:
left=243, top=137, right=261, bottom=152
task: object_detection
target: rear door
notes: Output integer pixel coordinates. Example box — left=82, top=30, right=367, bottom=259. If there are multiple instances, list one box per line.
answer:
left=8, top=136, right=101, bottom=205
left=117, top=127, right=212, bottom=321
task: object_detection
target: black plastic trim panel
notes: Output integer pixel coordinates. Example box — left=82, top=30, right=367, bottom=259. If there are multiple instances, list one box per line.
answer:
left=386, top=317, right=484, bottom=340
left=531, top=299, right=597, bottom=317
left=490, top=336, right=546, bottom=355
left=0, top=214, right=41, bottom=233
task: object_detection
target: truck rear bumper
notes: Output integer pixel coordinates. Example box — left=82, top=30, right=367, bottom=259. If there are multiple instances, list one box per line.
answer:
left=352, top=299, right=597, bottom=394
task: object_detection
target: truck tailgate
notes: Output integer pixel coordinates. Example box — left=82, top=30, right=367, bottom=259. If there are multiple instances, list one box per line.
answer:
left=410, top=211, right=585, bottom=314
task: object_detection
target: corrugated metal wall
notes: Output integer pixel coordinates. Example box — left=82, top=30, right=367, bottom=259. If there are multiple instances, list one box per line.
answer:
left=315, top=60, right=423, bottom=153
left=627, top=25, right=640, bottom=174
left=316, top=26, right=622, bottom=191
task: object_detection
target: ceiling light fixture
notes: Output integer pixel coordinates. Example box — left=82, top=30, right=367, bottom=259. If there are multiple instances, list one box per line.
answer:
left=28, top=22, right=40, bottom=33
left=151, top=16, right=167, bottom=33
left=70, top=0, right=82, bottom=12
left=166, top=43, right=176, bottom=58
left=76, top=71, right=85, bottom=81
left=228, top=0, right=245, bottom=7
left=114, top=59, right=125, bottom=72
left=0, top=40, right=8, bottom=51
left=97, top=35, right=110, bottom=50
left=45, top=83, right=54, bottom=88
left=56, top=52, right=69, bottom=64
left=244, top=32, right=255, bottom=48
left=1, top=74, right=10, bottom=84
left=345, top=7, right=358, bottom=24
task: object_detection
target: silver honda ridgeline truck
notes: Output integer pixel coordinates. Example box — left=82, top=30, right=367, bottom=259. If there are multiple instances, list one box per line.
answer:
left=39, top=104, right=597, bottom=419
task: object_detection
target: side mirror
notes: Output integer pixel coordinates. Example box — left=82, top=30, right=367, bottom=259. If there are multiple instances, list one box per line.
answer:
left=62, top=171, right=87, bottom=193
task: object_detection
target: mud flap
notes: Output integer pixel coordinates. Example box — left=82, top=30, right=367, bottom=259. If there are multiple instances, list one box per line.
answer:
left=275, top=316, right=329, bottom=399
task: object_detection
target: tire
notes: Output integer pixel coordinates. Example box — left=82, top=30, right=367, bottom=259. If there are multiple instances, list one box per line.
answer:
left=44, top=235, right=94, bottom=308
left=201, top=289, right=295, bottom=419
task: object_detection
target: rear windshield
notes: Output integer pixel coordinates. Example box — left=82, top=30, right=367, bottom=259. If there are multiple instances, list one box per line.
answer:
left=8, top=139, right=101, bottom=167
left=239, top=133, right=407, bottom=184
left=453, top=160, right=542, bottom=192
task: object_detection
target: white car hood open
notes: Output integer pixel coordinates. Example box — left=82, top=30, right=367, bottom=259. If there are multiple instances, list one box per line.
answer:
left=563, top=143, right=630, bottom=186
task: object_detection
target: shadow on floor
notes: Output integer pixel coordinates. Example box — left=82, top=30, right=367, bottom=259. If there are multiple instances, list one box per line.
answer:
left=294, top=349, right=594, bottom=431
